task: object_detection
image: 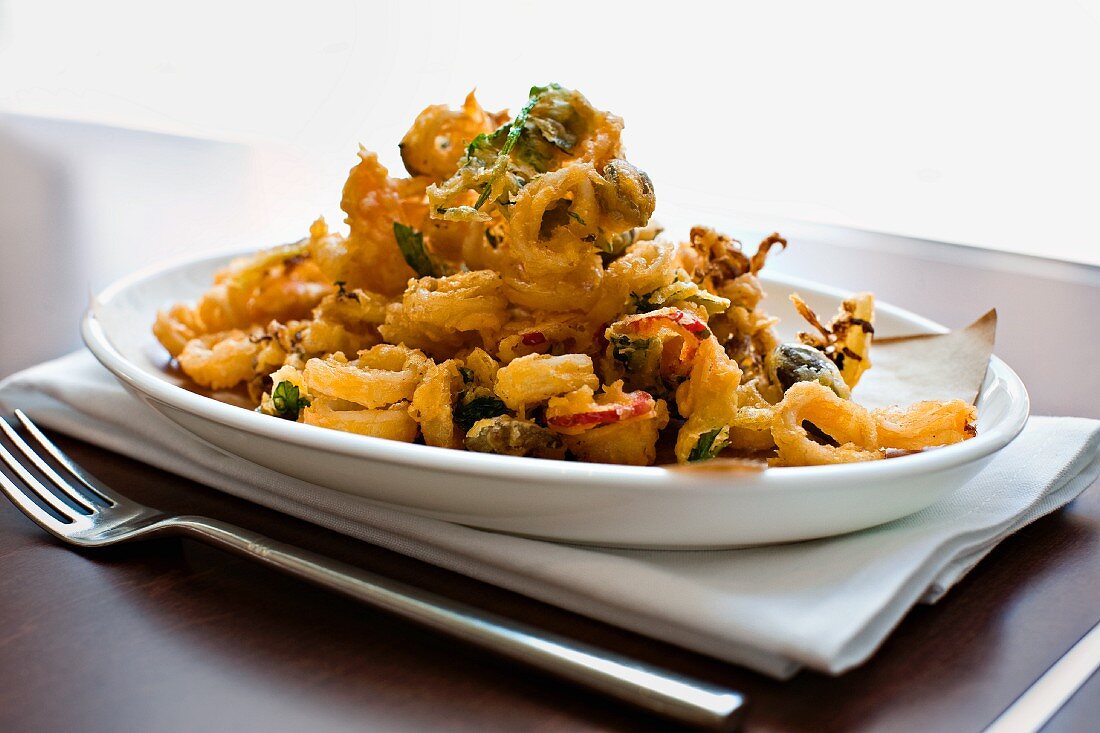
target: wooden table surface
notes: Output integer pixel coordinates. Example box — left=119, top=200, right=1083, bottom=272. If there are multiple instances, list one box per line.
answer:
left=0, top=182, right=1098, bottom=730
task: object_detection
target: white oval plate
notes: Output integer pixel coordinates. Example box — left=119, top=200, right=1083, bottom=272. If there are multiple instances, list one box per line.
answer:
left=83, top=250, right=1029, bottom=548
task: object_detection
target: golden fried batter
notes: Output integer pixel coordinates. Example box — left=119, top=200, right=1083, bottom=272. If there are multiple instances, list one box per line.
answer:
left=154, top=84, right=980, bottom=467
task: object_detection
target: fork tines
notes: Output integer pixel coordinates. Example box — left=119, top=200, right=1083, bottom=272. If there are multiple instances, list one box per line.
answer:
left=0, top=411, right=114, bottom=530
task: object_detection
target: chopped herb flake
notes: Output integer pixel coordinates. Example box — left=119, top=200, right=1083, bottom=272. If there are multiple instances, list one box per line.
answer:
left=455, top=395, right=510, bottom=431
left=473, top=84, right=561, bottom=211
left=465, top=133, right=488, bottom=160
left=629, top=291, right=661, bottom=313
left=271, top=381, right=309, bottom=421
left=610, top=334, right=654, bottom=371
left=688, top=427, right=729, bottom=462
left=393, top=222, right=440, bottom=278
left=472, top=182, right=493, bottom=210
left=631, top=277, right=730, bottom=316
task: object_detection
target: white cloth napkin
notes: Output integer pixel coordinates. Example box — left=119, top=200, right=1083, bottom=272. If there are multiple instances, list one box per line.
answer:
left=2, top=351, right=1098, bottom=679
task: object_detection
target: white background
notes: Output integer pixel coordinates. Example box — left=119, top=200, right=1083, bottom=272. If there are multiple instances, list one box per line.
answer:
left=1, top=0, right=1097, bottom=265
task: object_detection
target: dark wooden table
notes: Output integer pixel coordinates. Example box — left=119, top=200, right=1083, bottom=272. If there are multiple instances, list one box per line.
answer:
left=1, top=219, right=1098, bottom=731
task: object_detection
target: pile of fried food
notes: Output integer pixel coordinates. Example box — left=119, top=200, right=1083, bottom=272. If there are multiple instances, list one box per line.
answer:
left=154, top=84, right=976, bottom=467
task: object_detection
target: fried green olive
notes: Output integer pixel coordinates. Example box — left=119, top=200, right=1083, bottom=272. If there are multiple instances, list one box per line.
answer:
left=598, top=159, right=655, bottom=230
left=464, top=416, right=565, bottom=459
left=768, top=343, right=852, bottom=399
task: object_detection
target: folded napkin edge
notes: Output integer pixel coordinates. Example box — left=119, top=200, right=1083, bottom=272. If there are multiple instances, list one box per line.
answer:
left=2, top=351, right=1098, bottom=680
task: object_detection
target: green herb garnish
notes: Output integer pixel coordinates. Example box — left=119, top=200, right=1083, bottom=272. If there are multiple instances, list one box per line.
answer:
left=631, top=274, right=730, bottom=316
left=455, top=395, right=510, bottom=431
left=686, top=290, right=730, bottom=316
left=464, top=124, right=508, bottom=161
left=688, top=427, right=729, bottom=462
left=465, top=132, right=489, bottom=160
left=629, top=291, right=661, bottom=313
left=271, top=381, right=309, bottom=421
left=393, top=222, right=441, bottom=277
left=610, top=334, right=655, bottom=372
left=472, top=84, right=561, bottom=210
left=567, top=211, right=586, bottom=225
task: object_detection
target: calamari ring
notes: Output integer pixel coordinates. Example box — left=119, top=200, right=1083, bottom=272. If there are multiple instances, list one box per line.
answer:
left=771, top=382, right=882, bottom=466
left=673, top=338, right=743, bottom=463
left=154, top=304, right=205, bottom=358
left=302, top=397, right=419, bottom=441
left=176, top=330, right=262, bottom=390
left=303, top=345, right=429, bottom=409
left=587, top=240, right=679, bottom=326
left=872, top=400, right=977, bottom=451
left=502, top=162, right=604, bottom=311
left=724, top=382, right=778, bottom=451
left=410, top=360, right=465, bottom=449
left=399, top=91, right=504, bottom=181
left=494, top=353, right=599, bottom=415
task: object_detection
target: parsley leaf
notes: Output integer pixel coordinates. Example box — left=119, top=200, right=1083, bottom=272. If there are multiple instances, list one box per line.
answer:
left=688, top=427, right=729, bottom=462
left=631, top=276, right=731, bottom=316
left=455, top=395, right=510, bottom=431
left=610, top=334, right=654, bottom=371
left=393, top=222, right=440, bottom=278
left=504, top=84, right=559, bottom=158
left=465, top=132, right=490, bottom=160
left=464, top=124, right=509, bottom=162
left=629, top=291, right=662, bottom=313
left=472, top=183, right=493, bottom=211
left=271, top=381, right=309, bottom=421
left=473, top=83, right=561, bottom=210
left=512, top=136, right=550, bottom=173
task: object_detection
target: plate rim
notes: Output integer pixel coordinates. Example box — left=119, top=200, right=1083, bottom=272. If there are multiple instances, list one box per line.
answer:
left=82, top=249, right=1031, bottom=490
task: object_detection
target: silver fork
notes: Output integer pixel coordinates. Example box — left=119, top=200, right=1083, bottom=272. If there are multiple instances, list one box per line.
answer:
left=0, top=409, right=746, bottom=731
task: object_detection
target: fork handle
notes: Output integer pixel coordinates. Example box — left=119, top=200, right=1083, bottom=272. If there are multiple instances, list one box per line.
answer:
left=169, top=515, right=746, bottom=731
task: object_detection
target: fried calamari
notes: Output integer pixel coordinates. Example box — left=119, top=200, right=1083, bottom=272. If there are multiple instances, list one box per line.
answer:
left=154, top=84, right=980, bottom=467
